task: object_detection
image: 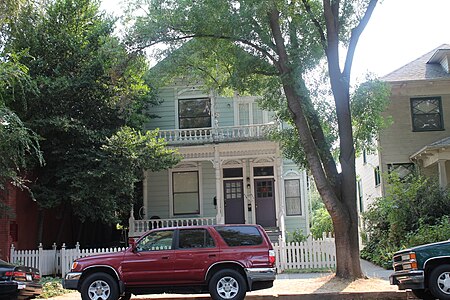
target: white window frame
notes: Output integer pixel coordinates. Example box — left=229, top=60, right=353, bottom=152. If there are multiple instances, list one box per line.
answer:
left=282, top=170, right=303, bottom=217
left=169, top=163, right=203, bottom=217
left=233, top=96, right=269, bottom=125
left=175, top=87, right=215, bottom=129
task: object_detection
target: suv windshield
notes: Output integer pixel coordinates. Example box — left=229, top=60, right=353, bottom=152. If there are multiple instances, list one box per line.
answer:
left=216, top=226, right=263, bottom=246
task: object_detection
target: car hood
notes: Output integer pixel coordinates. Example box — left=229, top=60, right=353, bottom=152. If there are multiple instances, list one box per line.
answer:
left=395, top=240, right=450, bottom=254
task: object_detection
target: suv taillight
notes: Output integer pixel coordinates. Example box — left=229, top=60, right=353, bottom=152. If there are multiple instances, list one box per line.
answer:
left=269, top=250, right=276, bottom=265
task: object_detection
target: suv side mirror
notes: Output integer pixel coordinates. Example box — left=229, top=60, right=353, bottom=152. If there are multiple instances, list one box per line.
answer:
left=128, top=238, right=136, bottom=251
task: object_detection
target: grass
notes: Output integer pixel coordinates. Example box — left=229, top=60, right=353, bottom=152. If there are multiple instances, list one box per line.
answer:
left=38, top=277, right=72, bottom=299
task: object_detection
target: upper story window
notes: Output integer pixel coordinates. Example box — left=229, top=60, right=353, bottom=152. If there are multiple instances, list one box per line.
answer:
left=374, top=166, right=381, bottom=187
left=410, top=97, right=444, bottom=131
left=235, top=97, right=269, bottom=125
left=178, top=98, right=211, bottom=129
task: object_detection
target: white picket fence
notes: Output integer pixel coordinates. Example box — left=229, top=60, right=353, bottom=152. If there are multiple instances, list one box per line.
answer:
left=273, top=233, right=336, bottom=272
left=10, top=243, right=126, bottom=277
left=10, top=233, right=335, bottom=277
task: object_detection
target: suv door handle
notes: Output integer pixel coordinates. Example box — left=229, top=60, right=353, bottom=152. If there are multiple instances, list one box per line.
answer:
left=162, top=256, right=169, bottom=259
left=208, top=254, right=216, bottom=258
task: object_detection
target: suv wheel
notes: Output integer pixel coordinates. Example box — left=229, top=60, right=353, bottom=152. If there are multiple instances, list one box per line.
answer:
left=429, top=265, right=450, bottom=300
left=208, top=269, right=246, bottom=300
left=80, top=272, right=119, bottom=300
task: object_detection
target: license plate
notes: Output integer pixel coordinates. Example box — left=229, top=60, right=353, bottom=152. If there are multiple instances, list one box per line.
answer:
left=26, top=274, right=32, bottom=281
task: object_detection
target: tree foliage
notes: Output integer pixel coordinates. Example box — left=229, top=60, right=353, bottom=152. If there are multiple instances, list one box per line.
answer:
left=361, top=172, right=450, bottom=268
left=3, top=0, right=179, bottom=228
left=125, top=0, right=384, bottom=278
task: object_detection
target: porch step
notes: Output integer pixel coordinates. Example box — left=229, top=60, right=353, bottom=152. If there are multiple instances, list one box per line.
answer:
left=264, top=227, right=281, bottom=244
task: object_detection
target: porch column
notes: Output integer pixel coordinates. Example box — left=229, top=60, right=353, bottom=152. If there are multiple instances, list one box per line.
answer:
left=275, top=155, right=286, bottom=242
left=214, top=146, right=224, bottom=224
left=438, top=159, right=448, bottom=188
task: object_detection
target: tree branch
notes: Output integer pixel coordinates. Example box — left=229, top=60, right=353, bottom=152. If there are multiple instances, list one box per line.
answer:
left=301, top=0, right=326, bottom=50
left=343, top=0, right=378, bottom=79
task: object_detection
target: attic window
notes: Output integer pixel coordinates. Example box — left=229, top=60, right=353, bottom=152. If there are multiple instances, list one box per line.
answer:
left=410, top=97, right=443, bottom=132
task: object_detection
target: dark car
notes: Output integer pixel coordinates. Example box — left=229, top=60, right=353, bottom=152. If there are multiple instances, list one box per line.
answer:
left=0, top=259, right=42, bottom=299
left=390, top=240, right=450, bottom=300
left=63, top=224, right=276, bottom=300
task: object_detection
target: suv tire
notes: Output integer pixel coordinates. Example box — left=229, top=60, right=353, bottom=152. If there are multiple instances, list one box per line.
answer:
left=208, top=269, right=247, bottom=300
left=80, top=272, right=119, bottom=300
left=429, top=265, right=450, bottom=300
left=411, top=289, right=435, bottom=300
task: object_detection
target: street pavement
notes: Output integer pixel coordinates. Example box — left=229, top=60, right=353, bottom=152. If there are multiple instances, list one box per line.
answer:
left=49, top=260, right=407, bottom=300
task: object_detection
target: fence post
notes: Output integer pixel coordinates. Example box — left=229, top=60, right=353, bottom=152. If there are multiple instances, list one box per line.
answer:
left=10, top=244, right=15, bottom=263
left=38, top=243, right=43, bottom=273
left=129, top=207, right=135, bottom=238
left=61, top=243, right=67, bottom=278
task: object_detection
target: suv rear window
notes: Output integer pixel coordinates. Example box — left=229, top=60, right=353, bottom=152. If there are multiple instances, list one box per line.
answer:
left=215, top=226, right=263, bottom=246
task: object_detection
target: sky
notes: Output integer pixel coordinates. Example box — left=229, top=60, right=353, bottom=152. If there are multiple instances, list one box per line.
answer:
left=101, top=0, right=450, bottom=82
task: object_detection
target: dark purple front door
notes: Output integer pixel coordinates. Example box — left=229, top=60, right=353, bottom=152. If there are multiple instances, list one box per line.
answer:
left=224, top=180, right=245, bottom=224
left=255, top=179, right=276, bottom=227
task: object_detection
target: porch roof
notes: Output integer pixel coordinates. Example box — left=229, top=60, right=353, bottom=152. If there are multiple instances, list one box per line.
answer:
left=410, top=136, right=450, bottom=167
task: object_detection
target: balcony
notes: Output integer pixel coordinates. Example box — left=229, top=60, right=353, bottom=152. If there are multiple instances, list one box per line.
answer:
left=157, top=123, right=276, bottom=145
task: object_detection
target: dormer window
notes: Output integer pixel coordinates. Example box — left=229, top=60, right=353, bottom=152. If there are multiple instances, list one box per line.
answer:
left=178, top=98, right=211, bottom=129
left=410, top=97, right=443, bottom=132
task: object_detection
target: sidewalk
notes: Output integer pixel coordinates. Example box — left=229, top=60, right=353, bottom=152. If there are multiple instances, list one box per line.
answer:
left=49, top=260, right=408, bottom=300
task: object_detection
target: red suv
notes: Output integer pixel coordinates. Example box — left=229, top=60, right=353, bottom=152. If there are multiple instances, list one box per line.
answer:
left=63, top=224, right=276, bottom=300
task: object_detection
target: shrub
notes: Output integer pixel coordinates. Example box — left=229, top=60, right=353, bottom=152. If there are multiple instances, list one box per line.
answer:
left=288, top=228, right=308, bottom=243
left=310, top=206, right=333, bottom=239
left=362, top=172, right=450, bottom=268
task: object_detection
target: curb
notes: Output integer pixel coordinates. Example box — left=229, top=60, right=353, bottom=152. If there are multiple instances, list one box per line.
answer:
left=133, top=291, right=407, bottom=300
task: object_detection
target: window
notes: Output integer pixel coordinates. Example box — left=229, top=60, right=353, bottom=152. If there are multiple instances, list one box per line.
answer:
left=178, top=98, right=211, bottom=129
left=254, top=166, right=274, bottom=176
left=223, top=168, right=243, bottom=178
left=388, top=163, right=415, bottom=181
left=362, top=149, right=367, bottom=164
left=411, top=97, right=443, bottom=131
left=137, top=230, right=174, bottom=251
left=215, top=226, right=263, bottom=246
left=173, top=171, right=199, bottom=215
left=256, top=180, right=273, bottom=198
left=357, top=180, right=363, bottom=212
left=178, top=229, right=215, bottom=249
left=285, top=179, right=302, bottom=216
left=374, top=166, right=381, bottom=186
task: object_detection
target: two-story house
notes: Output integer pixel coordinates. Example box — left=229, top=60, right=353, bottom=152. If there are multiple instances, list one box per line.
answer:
left=356, top=44, right=450, bottom=217
left=128, top=81, right=310, bottom=242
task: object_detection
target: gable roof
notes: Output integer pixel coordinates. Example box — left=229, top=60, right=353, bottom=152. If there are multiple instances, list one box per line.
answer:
left=382, top=44, right=450, bottom=82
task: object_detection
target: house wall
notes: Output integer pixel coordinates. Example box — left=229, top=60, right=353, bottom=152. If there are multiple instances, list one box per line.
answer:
left=355, top=152, right=382, bottom=213
left=145, top=162, right=218, bottom=219
left=379, top=81, right=450, bottom=190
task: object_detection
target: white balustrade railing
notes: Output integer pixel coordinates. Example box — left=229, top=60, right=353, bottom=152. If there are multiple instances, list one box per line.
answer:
left=157, top=123, right=275, bottom=145
left=129, top=217, right=217, bottom=237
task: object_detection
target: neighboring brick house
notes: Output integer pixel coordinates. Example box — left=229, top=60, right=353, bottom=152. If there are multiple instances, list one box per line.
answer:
left=128, top=82, right=310, bottom=242
left=356, top=44, right=450, bottom=218
left=0, top=184, right=40, bottom=261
